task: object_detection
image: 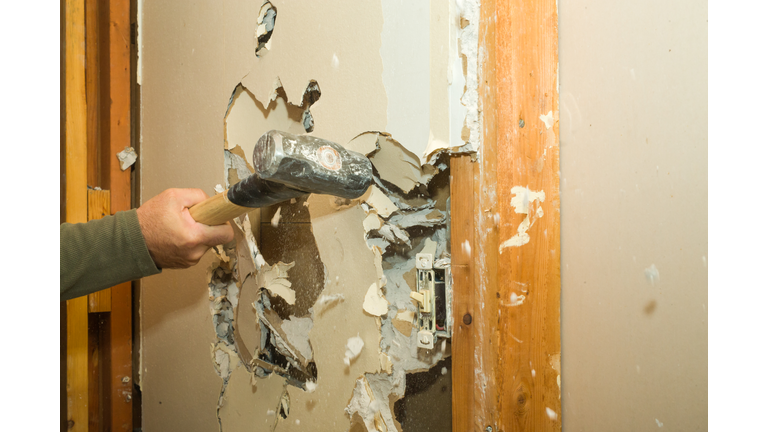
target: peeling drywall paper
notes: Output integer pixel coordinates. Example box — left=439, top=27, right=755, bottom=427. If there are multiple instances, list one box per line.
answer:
left=364, top=186, right=399, bottom=218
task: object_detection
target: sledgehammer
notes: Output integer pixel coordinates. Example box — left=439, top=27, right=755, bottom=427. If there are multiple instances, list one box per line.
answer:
left=189, top=130, right=373, bottom=226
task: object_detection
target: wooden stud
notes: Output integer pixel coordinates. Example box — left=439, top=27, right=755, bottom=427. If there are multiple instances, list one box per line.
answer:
left=107, top=1, right=134, bottom=429
left=450, top=155, right=475, bottom=432
left=452, top=0, right=561, bottom=430
left=85, top=0, right=101, bottom=187
left=87, top=189, right=112, bottom=313
left=65, top=0, right=89, bottom=430
left=494, top=0, right=561, bottom=430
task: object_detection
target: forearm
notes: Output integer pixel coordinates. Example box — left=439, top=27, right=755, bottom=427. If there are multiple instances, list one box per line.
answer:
left=60, top=209, right=161, bottom=301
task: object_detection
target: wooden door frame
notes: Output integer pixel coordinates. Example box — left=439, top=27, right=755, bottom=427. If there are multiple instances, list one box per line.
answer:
left=451, top=0, right=561, bottom=430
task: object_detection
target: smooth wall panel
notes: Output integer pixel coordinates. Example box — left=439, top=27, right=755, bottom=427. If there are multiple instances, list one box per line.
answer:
left=559, top=1, right=707, bottom=430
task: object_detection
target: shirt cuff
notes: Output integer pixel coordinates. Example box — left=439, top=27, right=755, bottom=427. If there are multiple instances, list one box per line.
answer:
left=120, top=209, right=162, bottom=277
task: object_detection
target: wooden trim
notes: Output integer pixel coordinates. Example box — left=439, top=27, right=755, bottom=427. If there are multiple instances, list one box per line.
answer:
left=87, top=189, right=112, bottom=313
left=65, top=0, right=89, bottom=430
left=452, top=0, right=561, bottom=430
left=107, top=1, right=134, bottom=429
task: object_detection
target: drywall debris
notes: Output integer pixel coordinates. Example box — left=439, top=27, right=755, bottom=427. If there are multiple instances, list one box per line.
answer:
left=304, top=381, right=317, bottom=393
left=262, top=261, right=296, bottom=305
left=388, top=208, right=445, bottom=229
left=347, top=132, right=381, bottom=156
left=363, top=212, right=383, bottom=232
left=499, top=186, right=546, bottom=251
left=281, top=315, right=314, bottom=361
left=211, top=342, right=240, bottom=379
left=344, top=335, right=365, bottom=366
left=345, top=377, right=384, bottom=431
left=370, top=135, right=435, bottom=193
left=116, top=147, right=137, bottom=171
left=315, top=293, right=344, bottom=310
left=393, top=310, right=415, bottom=336
left=363, top=282, right=389, bottom=317
left=365, top=186, right=399, bottom=218
left=255, top=2, right=276, bottom=56
left=540, top=110, right=555, bottom=129
left=420, top=238, right=437, bottom=257
left=378, top=224, right=410, bottom=246
left=645, top=264, right=660, bottom=285
left=271, top=206, right=282, bottom=227
left=546, top=407, right=558, bottom=421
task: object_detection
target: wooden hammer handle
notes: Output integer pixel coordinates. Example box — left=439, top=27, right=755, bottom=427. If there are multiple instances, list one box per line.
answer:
left=188, top=191, right=251, bottom=226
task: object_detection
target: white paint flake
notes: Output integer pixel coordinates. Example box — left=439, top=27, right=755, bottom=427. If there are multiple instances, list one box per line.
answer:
left=363, top=282, right=389, bottom=316
left=500, top=186, right=546, bottom=252
left=271, top=207, right=282, bottom=227
left=344, top=335, right=365, bottom=366
left=656, top=419, right=663, bottom=427
left=546, top=407, right=558, bottom=420
left=539, top=110, right=554, bottom=129
left=510, top=292, right=526, bottom=306
left=117, top=147, right=138, bottom=171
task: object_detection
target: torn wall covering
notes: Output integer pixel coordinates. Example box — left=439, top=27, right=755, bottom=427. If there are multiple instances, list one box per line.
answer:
left=139, top=0, right=481, bottom=430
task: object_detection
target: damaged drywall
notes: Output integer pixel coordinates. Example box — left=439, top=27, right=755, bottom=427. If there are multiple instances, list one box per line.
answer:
left=140, top=0, right=483, bottom=430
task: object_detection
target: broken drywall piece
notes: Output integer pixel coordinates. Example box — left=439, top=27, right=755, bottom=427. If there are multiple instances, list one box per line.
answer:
left=393, top=310, right=415, bottom=337
left=346, top=132, right=381, bottom=156
left=421, top=238, right=437, bottom=257
left=344, top=335, right=365, bottom=366
left=314, top=293, right=345, bottom=316
left=363, top=282, right=389, bottom=317
left=377, top=224, right=411, bottom=246
left=262, top=261, right=297, bottom=305
left=388, top=208, right=445, bottom=229
left=369, top=135, right=435, bottom=193
left=116, top=147, right=137, bottom=171
left=363, top=212, right=383, bottom=232
left=345, top=377, right=383, bottom=431
left=364, top=186, right=398, bottom=218
left=271, top=206, right=282, bottom=227
left=280, top=315, right=314, bottom=362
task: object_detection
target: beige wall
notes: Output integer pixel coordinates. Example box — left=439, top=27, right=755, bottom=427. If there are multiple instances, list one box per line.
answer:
left=559, top=1, right=707, bottom=430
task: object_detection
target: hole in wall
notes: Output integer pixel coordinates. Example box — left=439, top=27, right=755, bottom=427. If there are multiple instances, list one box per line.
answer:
left=255, top=1, right=277, bottom=57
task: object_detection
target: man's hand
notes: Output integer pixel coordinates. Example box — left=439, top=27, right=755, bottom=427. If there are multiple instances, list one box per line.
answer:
left=137, top=188, right=235, bottom=269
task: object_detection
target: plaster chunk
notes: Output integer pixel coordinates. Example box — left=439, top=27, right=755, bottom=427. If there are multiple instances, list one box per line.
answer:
left=261, top=261, right=296, bottom=305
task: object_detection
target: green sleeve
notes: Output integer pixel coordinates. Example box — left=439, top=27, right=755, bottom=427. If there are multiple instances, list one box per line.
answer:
left=60, top=209, right=161, bottom=301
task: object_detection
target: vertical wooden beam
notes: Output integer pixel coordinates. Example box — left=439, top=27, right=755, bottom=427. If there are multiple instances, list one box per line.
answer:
left=87, top=189, right=112, bottom=313
left=85, top=0, right=101, bottom=188
left=450, top=155, right=476, bottom=432
left=65, top=0, right=89, bottom=429
left=107, top=1, right=134, bottom=430
left=495, top=0, right=561, bottom=430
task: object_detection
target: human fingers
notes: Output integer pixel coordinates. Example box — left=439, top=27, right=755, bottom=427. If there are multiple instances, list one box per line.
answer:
left=199, top=222, right=235, bottom=247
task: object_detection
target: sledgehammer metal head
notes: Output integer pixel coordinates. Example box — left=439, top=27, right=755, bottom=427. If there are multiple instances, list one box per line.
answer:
left=189, top=130, right=373, bottom=226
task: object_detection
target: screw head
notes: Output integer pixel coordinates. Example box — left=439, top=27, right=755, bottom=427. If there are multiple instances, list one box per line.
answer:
left=463, top=313, right=472, bottom=325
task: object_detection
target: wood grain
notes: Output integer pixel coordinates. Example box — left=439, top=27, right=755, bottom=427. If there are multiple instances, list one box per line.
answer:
left=107, top=1, right=134, bottom=429
left=87, top=189, right=112, bottom=312
left=85, top=0, right=101, bottom=187
left=494, top=0, right=561, bottom=430
left=65, top=0, right=89, bottom=429
left=450, top=155, right=475, bottom=432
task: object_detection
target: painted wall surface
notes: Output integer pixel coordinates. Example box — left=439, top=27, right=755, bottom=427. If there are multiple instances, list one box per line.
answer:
left=138, top=1, right=474, bottom=431
left=559, top=1, right=707, bottom=430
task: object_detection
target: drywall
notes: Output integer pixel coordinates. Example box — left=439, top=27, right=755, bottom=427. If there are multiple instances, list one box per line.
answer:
left=559, top=0, right=707, bottom=430
left=138, top=1, right=475, bottom=430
